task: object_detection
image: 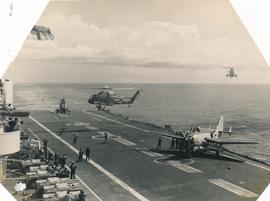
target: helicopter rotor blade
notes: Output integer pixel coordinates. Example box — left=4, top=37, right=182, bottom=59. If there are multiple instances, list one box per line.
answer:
left=112, top=87, right=137, bottom=90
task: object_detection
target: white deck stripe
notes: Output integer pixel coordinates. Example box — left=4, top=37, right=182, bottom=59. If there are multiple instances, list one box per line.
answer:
left=30, top=116, right=149, bottom=201
left=98, top=131, right=136, bottom=146
left=81, top=111, right=103, bottom=122
left=141, top=151, right=164, bottom=157
left=114, top=138, right=137, bottom=146
left=83, top=111, right=174, bottom=141
left=245, top=161, right=270, bottom=172
left=83, top=110, right=150, bottom=132
left=27, top=128, right=103, bottom=201
left=85, top=125, right=99, bottom=131
left=98, top=131, right=114, bottom=136
left=168, top=161, right=202, bottom=173
left=209, top=179, right=258, bottom=198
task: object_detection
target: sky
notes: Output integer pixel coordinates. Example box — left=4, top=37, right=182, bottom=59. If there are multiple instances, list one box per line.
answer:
left=5, top=0, right=270, bottom=83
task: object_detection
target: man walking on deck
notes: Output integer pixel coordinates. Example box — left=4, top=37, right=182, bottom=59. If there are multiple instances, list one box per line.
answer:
left=170, top=138, right=175, bottom=149
left=72, top=134, right=78, bottom=145
left=156, top=137, right=162, bottom=151
left=85, top=147, right=90, bottom=161
left=104, top=132, right=108, bottom=143
left=78, top=148, right=83, bottom=162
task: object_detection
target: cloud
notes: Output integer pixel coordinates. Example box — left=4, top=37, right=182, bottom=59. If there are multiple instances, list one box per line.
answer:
left=19, top=13, right=267, bottom=69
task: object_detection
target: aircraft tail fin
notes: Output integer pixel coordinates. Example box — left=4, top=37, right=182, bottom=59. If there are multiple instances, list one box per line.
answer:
left=130, top=91, right=140, bottom=103
left=215, top=116, right=224, bottom=138
left=216, top=116, right=224, bottom=132
left=228, top=126, right=232, bottom=135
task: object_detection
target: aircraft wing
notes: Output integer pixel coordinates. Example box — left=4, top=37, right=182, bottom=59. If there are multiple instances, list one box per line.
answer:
left=204, top=137, right=259, bottom=145
left=151, top=131, right=186, bottom=139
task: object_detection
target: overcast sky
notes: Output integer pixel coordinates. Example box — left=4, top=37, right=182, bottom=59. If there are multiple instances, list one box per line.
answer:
left=6, top=0, right=270, bottom=83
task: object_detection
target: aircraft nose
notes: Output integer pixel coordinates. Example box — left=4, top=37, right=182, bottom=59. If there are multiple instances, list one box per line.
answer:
left=88, top=97, right=93, bottom=104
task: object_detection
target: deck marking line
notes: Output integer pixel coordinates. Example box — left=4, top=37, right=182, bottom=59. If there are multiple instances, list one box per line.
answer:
left=141, top=151, right=164, bottom=157
left=81, top=111, right=103, bottom=122
left=98, top=131, right=137, bottom=146
left=98, top=131, right=114, bottom=136
left=209, top=179, right=258, bottom=198
left=29, top=116, right=150, bottom=201
left=245, top=161, right=270, bottom=172
left=114, top=138, right=137, bottom=146
left=168, top=161, right=202, bottom=173
left=83, top=110, right=172, bottom=140
left=27, top=128, right=103, bottom=201
left=83, top=110, right=150, bottom=132
left=85, top=125, right=100, bottom=131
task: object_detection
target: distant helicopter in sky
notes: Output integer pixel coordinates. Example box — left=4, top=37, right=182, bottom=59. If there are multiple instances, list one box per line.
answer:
left=29, top=25, right=55, bottom=40
left=88, top=86, right=140, bottom=110
left=226, top=67, right=237, bottom=78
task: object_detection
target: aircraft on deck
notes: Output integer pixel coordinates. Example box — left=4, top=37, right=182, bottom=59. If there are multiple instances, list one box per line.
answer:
left=154, top=116, right=258, bottom=158
left=226, top=67, right=237, bottom=78
left=88, top=88, right=140, bottom=110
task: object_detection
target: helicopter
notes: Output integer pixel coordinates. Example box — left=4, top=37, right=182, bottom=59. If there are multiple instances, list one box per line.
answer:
left=88, top=87, right=140, bottom=110
left=56, top=98, right=70, bottom=114
left=226, top=67, right=237, bottom=78
left=28, top=25, right=55, bottom=40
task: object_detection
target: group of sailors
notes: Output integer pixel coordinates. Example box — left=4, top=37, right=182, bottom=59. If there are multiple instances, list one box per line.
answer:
left=42, top=138, right=70, bottom=178
left=1, top=116, right=23, bottom=133
left=40, top=139, right=85, bottom=200
left=156, top=132, right=195, bottom=157
left=42, top=137, right=91, bottom=181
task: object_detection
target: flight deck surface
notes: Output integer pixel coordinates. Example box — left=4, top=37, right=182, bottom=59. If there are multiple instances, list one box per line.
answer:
left=22, top=109, right=270, bottom=201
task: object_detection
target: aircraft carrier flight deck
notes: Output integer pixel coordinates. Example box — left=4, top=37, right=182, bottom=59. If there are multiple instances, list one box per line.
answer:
left=19, top=107, right=270, bottom=201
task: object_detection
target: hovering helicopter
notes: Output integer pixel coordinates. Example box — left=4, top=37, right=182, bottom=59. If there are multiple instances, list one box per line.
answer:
left=88, top=86, right=140, bottom=110
left=226, top=67, right=237, bottom=78
left=56, top=98, right=70, bottom=114
left=28, top=25, right=55, bottom=40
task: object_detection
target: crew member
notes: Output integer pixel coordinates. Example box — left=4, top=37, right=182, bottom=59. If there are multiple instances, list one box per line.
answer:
left=78, top=190, right=86, bottom=201
left=85, top=147, right=90, bottom=161
left=64, top=190, right=70, bottom=201
left=43, top=138, right=48, bottom=147
left=156, top=137, right=162, bottom=151
left=170, top=138, right=175, bottom=149
left=13, top=118, right=21, bottom=131
left=44, top=146, right=48, bottom=161
left=7, top=117, right=16, bottom=131
left=72, top=134, right=78, bottom=145
left=104, top=132, right=108, bottom=143
left=54, top=153, right=59, bottom=166
left=61, top=154, right=67, bottom=167
left=69, top=161, right=77, bottom=179
left=7, top=104, right=13, bottom=112
left=176, top=139, right=179, bottom=149
left=48, top=152, right=53, bottom=161
left=78, top=148, right=83, bottom=162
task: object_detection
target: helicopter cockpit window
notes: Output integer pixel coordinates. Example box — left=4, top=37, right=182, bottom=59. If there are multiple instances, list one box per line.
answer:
left=192, top=127, right=200, bottom=132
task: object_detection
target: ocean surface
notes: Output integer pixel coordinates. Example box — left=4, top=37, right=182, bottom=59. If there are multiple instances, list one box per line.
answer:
left=14, top=83, right=270, bottom=163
